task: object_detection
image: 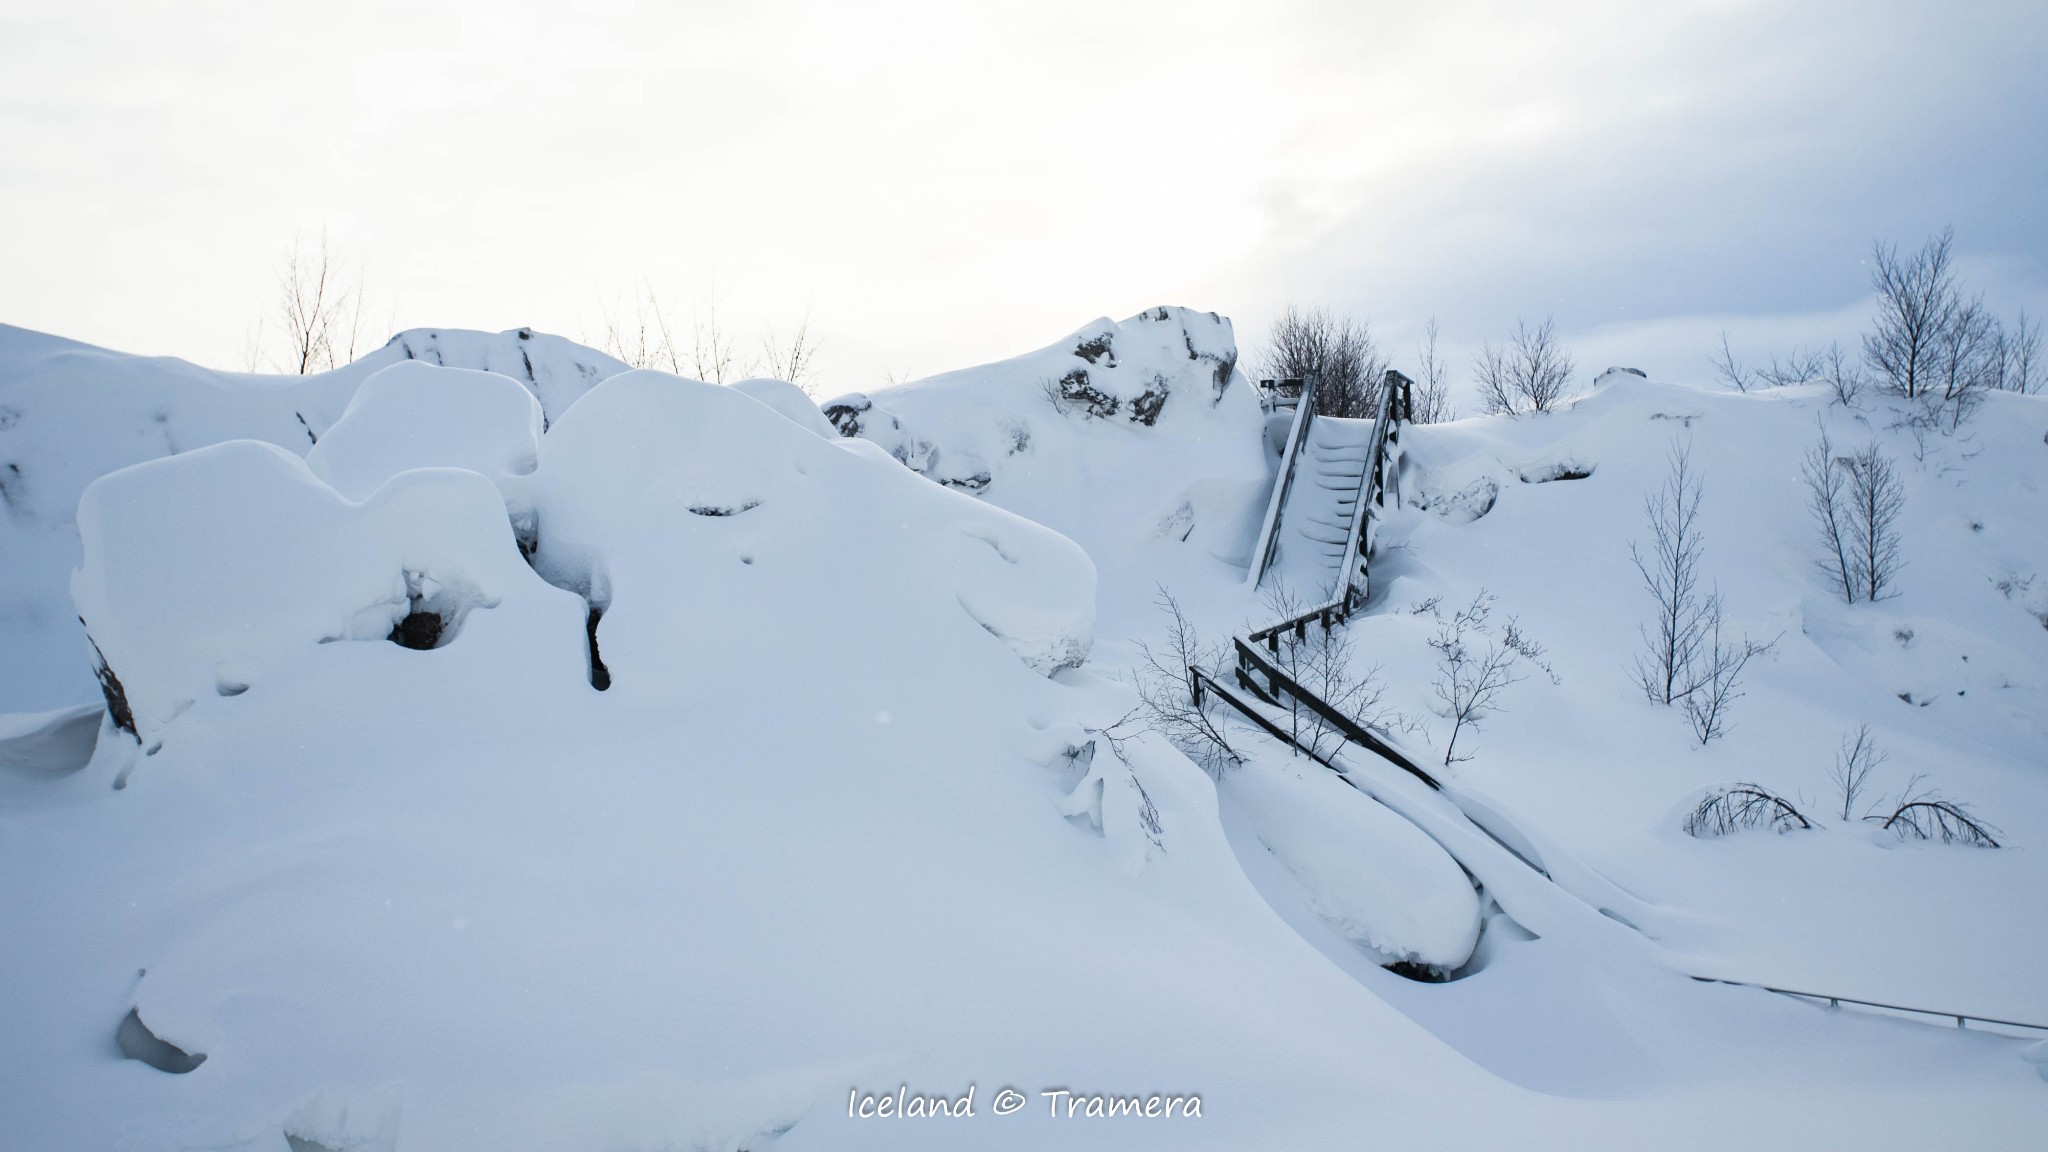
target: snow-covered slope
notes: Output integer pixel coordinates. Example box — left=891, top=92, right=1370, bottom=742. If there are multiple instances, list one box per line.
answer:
left=4, top=316, right=2047, bottom=1150
left=0, top=324, right=627, bottom=711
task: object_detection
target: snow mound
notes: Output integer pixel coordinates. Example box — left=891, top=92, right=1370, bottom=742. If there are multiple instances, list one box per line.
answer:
left=1221, top=756, right=1481, bottom=971
left=0, top=323, right=627, bottom=712
left=305, top=362, right=544, bottom=500
left=529, top=371, right=1095, bottom=679
left=730, top=377, right=835, bottom=438
left=72, top=439, right=585, bottom=744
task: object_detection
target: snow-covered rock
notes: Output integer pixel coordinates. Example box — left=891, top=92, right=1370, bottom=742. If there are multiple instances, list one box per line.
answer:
left=306, top=362, right=545, bottom=500
left=1221, top=756, right=1481, bottom=971
left=0, top=324, right=627, bottom=712
left=72, top=439, right=585, bottom=744
left=730, top=376, right=835, bottom=438
left=820, top=307, right=1273, bottom=589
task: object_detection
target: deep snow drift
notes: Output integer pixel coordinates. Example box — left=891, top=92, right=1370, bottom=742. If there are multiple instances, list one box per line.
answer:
left=2, top=314, right=2046, bottom=1150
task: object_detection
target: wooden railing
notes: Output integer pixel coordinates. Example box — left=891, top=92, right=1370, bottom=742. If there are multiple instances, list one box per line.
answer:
left=1245, top=373, right=1322, bottom=588
left=1247, top=370, right=1414, bottom=648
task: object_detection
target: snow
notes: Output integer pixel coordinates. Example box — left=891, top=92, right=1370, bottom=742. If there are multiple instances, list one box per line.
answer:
left=1220, top=754, right=1481, bottom=970
left=306, top=362, right=545, bottom=500
left=0, top=324, right=627, bottom=712
left=4, top=314, right=2048, bottom=1149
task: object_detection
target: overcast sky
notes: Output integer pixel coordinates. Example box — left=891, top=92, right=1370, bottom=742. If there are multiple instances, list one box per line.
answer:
left=3, top=0, right=2043, bottom=398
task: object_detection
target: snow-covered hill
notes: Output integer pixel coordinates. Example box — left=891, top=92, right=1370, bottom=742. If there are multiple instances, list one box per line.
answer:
left=2, top=315, right=2045, bottom=1150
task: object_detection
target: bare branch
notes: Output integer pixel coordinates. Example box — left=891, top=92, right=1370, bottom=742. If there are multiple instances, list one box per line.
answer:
left=1685, top=784, right=1811, bottom=837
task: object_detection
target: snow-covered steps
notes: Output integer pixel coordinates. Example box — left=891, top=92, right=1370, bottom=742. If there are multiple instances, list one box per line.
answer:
left=1263, top=415, right=1377, bottom=599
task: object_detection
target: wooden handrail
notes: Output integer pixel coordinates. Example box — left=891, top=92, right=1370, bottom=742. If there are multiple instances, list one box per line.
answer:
left=1245, top=373, right=1322, bottom=588
left=1232, top=638, right=1442, bottom=790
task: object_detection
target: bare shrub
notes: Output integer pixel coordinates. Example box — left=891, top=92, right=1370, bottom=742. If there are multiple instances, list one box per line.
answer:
left=1828, top=723, right=1888, bottom=822
left=1998, top=309, right=2038, bottom=394
left=1260, top=585, right=1396, bottom=761
left=1871, top=777, right=2001, bottom=847
left=1474, top=316, right=1573, bottom=415
left=1412, top=317, right=1454, bottom=424
left=1131, top=586, right=1239, bottom=774
left=1685, top=784, right=1812, bottom=837
left=268, top=229, right=370, bottom=374
left=759, top=307, right=822, bottom=393
left=1843, top=442, right=1905, bottom=601
left=1710, top=331, right=1754, bottom=393
left=1632, top=439, right=1709, bottom=705
left=1260, top=304, right=1386, bottom=419
left=1427, top=591, right=1554, bottom=764
left=1682, top=602, right=1776, bottom=745
left=1804, top=424, right=1903, bottom=603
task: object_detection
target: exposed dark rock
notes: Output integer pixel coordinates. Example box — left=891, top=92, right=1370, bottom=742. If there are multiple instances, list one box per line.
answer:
left=1074, top=334, right=1114, bottom=365
left=940, top=471, right=992, bottom=493
left=1056, top=370, right=1120, bottom=419
left=1383, top=959, right=1451, bottom=983
left=688, top=501, right=762, bottom=517
left=821, top=394, right=871, bottom=438
left=1126, top=384, right=1168, bottom=426
left=116, top=1007, right=206, bottom=1073
left=84, top=631, right=138, bottom=741
left=586, top=605, right=611, bottom=691
left=388, top=610, right=445, bottom=651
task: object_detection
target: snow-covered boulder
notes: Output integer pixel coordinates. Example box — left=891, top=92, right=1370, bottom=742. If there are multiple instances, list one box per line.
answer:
left=730, top=377, right=835, bottom=438
left=0, top=323, right=627, bottom=713
left=530, top=370, right=1095, bottom=680
left=305, top=362, right=544, bottom=500
left=1221, top=756, right=1481, bottom=972
left=71, top=440, right=586, bottom=744
left=819, top=307, right=1273, bottom=583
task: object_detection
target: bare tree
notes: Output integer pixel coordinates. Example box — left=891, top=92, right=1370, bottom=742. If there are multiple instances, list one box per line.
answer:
left=1131, top=586, right=1239, bottom=774
left=1632, top=440, right=1710, bottom=704
left=1802, top=421, right=1858, bottom=604
left=1828, top=724, right=1888, bottom=822
left=1842, top=442, right=1905, bottom=601
left=1260, top=304, right=1387, bottom=419
left=759, top=307, right=822, bottom=393
left=1685, top=784, right=1811, bottom=837
left=1427, top=591, right=1553, bottom=764
left=1473, top=316, right=1573, bottom=415
left=1411, top=317, right=1454, bottom=423
left=1681, top=599, right=1776, bottom=744
left=1864, top=228, right=1959, bottom=402
left=273, top=230, right=368, bottom=374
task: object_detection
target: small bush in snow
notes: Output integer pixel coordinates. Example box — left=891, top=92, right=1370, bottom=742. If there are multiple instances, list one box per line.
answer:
left=1260, top=585, right=1400, bottom=762
left=1132, top=586, right=1240, bottom=774
left=1870, top=778, right=2001, bottom=847
left=1685, top=784, right=1812, bottom=837
left=1827, top=724, right=1889, bottom=822
left=1802, top=422, right=1905, bottom=604
left=1426, top=591, right=1554, bottom=765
